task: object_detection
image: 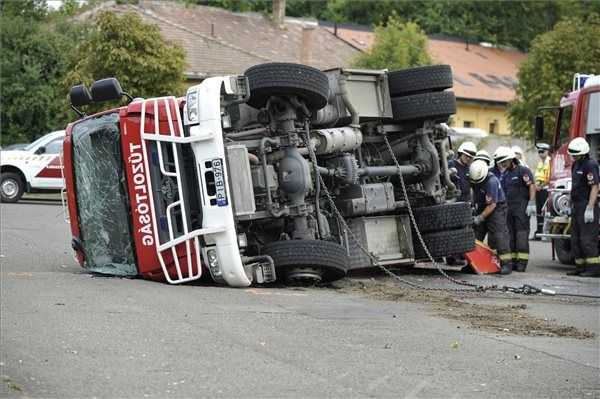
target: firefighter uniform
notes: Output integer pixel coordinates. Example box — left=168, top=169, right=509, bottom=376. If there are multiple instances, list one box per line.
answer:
left=448, top=158, right=471, bottom=202
left=473, top=173, right=512, bottom=271
left=570, top=157, right=600, bottom=273
left=502, top=163, right=535, bottom=271
left=491, top=165, right=503, bottom=179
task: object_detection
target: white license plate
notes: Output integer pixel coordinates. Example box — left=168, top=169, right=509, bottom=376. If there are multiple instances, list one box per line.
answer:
left=211, top=158, right=228, bottom=207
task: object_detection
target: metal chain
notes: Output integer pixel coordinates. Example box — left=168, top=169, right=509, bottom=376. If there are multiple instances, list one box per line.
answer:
left=381, top=134, right=491, bottom=291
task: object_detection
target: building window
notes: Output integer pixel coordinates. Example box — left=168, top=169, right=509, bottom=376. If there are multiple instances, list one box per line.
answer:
left=489, top=121, right=497, bottom=134
left=463, top=121, right=474, bottom=128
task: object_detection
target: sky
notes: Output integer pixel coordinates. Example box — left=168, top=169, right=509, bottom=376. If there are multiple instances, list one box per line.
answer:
left=47, top=0, right=88, bottom=11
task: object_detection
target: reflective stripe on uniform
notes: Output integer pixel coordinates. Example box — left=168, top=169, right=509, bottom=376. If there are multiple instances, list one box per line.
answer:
left=516, top=253, right=529, bottom=260
left=584, top=256, right=600, bottom=264
left=499, top=253, right=512, bottom=261
left=575, top=258, right=585, bottom=265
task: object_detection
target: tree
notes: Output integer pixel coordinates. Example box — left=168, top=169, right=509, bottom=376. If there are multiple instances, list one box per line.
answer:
left=0, top=1, right=85, bottom=145
left=64, top=11, right=186, bottom=111
left=196, top=0, right=600, bottom=52
left=508, top=17, right=600, bottom=140
left=351, top=16, right=431, bottom=71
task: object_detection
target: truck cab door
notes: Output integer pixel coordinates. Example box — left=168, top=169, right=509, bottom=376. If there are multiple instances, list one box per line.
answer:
left=29, top=137, right=65, bottom=189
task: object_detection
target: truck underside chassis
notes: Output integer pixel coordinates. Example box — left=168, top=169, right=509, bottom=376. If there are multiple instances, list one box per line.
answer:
left=202, top=63, right=475, bottom=285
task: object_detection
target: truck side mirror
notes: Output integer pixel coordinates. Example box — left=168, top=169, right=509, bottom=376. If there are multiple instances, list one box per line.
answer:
left=90, top=78, right=127, bottom=103
left=535, top=116, right=544, bottom=141
left=35, top=146, right=46, bottom=155
left=70, top=84, right=92, bottom=107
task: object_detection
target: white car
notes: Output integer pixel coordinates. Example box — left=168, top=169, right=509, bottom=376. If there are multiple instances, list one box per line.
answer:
left=1, top=130, right=65, bottom=203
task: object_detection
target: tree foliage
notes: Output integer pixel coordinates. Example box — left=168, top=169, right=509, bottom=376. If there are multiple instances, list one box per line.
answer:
left=194, top=0, right=600, bottom=51
left=64, top=11, right=186, bottom=112
left=0, top=1, right=85, bottom=145
left=351, top=16, right=431, bottom=70
left=508, top=17, right=600, bottom=140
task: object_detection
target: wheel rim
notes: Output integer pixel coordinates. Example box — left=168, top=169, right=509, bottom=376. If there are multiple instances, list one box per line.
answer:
left=1, top=179, right=18, bottom=198
left=285, top=267, right=323, bottom=285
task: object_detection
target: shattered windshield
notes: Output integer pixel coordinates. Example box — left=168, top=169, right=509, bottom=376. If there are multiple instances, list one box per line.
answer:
left=72, top=113, right=137, bottom=276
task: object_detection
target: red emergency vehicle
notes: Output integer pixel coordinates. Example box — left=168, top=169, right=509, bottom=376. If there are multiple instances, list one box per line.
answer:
left=536, top=73, right=600, bottom=263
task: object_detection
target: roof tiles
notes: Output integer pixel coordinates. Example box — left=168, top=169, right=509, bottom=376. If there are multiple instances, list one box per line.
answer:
left=324, top=26, right=527, bottom=104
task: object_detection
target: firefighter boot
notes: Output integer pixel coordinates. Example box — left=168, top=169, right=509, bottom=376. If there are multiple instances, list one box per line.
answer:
left=514, top=261, right=527, bottom=272
left=579, top=263, right=600, bottom=278
left=500, top=261, right=512, bottom=275
left=566, top=264, right=585, bottom=276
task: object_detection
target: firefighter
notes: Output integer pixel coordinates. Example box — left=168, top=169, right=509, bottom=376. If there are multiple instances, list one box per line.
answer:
left=474, top=150, right=492, bottom=166
left=566, top=137, right=600, bottom=277
left=491, top=146, right=510, bottom=178
left=535, top=143, right=551, bottom=236
left=470, top=159, right=513, bottom=274
left=512, top=145, right=529, bottom=168
left=449, top=141, right=477, bottom=203
left=496, top=148, right=536, bottom=272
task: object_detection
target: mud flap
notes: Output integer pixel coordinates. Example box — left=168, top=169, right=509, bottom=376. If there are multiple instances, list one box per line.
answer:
left=464, top=240, right=500, bottom=274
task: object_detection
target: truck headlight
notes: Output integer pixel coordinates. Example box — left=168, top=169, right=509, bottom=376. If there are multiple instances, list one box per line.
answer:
left=186, top=89, right=199, bottom=124
left=206, top=248, right=221, bottom=277
left=224, top=76, right=249, bottom=97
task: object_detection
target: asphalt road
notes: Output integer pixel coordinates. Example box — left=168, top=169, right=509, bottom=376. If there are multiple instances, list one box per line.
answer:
left=1, top=201, right=599, bottom=398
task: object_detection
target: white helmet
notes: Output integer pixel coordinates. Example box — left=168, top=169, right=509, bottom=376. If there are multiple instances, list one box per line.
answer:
left=474, top=150, right=492, bottom=166
left=469, top=160, right=489, bottom=184
left=511, top=145, right=524, bottom=156
left=493, top=146, right=508, bottom=161
left=494, top=146, right=515, bottom=164
left=567, top=137, right=590, bottom=156
left=457, top=141, right=477, bottom=157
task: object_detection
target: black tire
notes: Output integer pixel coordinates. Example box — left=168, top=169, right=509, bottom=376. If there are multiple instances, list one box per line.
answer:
left=388, top=65, right=453, bottom=97
left=413, top=202, right=473, bottom=233
left=553, top=239, right=575, bottom=265
left=0, top=172, right=25, bottom=203
left=265, top=239, right=348, bottom=283
left=413, top=226, right=476, bottom=260
left=245, top=63, right=329, bottom=111
left=391, top=91, right=456, bottom=123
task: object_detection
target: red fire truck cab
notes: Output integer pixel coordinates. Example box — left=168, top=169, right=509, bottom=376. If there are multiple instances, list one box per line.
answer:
left=536, top=73, right=600, bottom=263
left=63, top=77, right=275, bottom=286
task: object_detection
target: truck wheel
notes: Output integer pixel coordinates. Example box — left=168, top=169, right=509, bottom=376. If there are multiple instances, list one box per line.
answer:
left=388, top=65, right=453, bottom=97
left=413, top=226, right=475, bottom=260
left=265, top=239, right=348, bottom=285
left=412, top=202, right=473, bottom=233
left=245, top=63, right=329, bottom=111
left=391, top=91, right=456, bottom=123
left=553, top=239, right=575, bottom=265
left=0, top=172, right=24, bottom=203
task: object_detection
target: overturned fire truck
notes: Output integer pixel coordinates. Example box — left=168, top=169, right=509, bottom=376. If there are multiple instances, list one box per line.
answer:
left=63, top=63, right=475, bottom=286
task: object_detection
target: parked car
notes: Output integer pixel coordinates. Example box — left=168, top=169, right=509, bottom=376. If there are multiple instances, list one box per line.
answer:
left=1, top=130, right=66, bottom=202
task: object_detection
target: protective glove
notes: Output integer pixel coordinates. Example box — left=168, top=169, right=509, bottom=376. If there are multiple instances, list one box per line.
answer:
left=473, top=215, right=484, bottom=226
left=526, top=200, right=536, bottom=217
left=584, top=206, right=595, bottom=224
